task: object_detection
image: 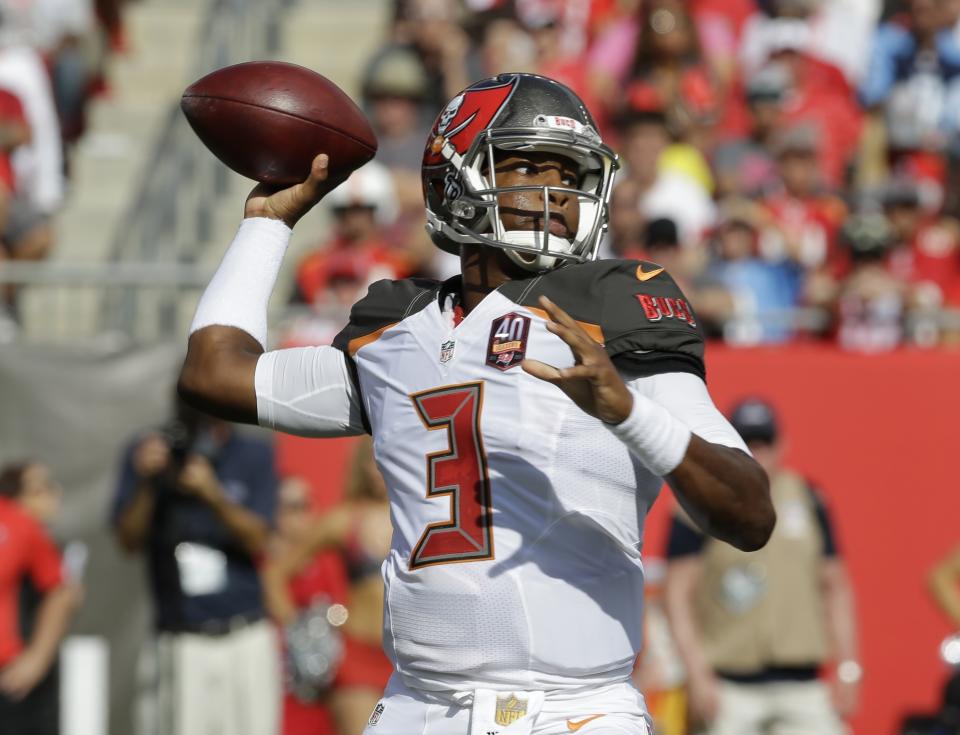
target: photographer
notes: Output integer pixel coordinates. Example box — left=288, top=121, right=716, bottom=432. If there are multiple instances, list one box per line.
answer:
left=110, top=399, right=281, bottom=735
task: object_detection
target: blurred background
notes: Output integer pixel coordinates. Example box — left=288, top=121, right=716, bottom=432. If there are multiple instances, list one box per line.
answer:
left=0, top=0, right=958, bottom=734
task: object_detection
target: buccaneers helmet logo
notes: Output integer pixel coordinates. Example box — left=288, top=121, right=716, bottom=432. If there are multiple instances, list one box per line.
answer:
left=423, top=78, right=517, bottom=166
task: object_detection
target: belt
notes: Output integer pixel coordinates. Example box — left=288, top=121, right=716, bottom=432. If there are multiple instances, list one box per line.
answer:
left=166, top=612, right=264, bottom=637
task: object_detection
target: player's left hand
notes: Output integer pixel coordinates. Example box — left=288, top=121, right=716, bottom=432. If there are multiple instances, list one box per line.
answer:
left=522, top=295, right=634, bottom=425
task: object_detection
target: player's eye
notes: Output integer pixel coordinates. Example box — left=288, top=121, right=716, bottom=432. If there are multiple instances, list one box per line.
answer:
left=561, top=172, right=578, bottom=187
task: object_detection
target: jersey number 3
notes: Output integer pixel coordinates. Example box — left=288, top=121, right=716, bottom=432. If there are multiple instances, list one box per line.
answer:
left=409, top=382, right=494, bottom=569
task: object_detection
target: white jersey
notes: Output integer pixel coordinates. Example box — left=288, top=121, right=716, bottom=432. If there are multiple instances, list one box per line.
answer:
left=256, top=259, right=746, bottom=696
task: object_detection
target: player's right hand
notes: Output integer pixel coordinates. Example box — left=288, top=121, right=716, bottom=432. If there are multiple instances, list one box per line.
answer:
left=133, top=434, right=170, bottom=480
left=244, top=153, right=335, bottom=228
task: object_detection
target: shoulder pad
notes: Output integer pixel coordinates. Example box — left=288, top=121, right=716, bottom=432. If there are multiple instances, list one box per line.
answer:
left=332, top=277, right=440, bottom=356
left=500, top=259, right=704, bottom=377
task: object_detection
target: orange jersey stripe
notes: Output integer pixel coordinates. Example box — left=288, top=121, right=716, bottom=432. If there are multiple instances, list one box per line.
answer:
left=348, top=322, right=398, bottom=357
left=526, top=306, right=604, bottom=345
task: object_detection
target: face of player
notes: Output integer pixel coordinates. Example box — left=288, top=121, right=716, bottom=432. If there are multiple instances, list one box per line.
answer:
left=17, top=463, right=62, bottom=524
left=492, top=151, right=581, bottom=242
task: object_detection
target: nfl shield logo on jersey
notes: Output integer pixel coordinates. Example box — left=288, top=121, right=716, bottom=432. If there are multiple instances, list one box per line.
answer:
left=486, top=313, right=531, bottom=371
left=494, top=694, right=528, bottom=726
left=368, top=702, right=385, bottom=726
left=439, top=339, right=456, bottom=364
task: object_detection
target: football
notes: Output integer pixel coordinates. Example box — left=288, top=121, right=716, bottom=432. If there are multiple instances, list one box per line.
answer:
left=181, top=61, right=378, bottom=186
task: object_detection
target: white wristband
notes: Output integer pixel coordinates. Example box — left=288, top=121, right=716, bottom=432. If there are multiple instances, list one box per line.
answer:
left=189, top=217, right=292, bottom=348
left=606, top=391, right=692, bottom=477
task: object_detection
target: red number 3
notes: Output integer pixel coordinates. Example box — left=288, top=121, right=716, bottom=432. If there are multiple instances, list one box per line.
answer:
left=409, top=382, right=494, bottom=569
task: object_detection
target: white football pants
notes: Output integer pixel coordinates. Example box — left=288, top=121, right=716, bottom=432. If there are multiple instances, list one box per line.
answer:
left=362, top=674, right=652, bottom=735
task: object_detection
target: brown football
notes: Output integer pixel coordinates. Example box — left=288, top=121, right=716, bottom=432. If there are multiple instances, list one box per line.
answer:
left=181, top=61, right=378, bottom=186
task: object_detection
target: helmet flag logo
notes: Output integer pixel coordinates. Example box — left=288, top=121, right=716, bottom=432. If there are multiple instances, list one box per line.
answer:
left=424, top=78, right=517, bottom=166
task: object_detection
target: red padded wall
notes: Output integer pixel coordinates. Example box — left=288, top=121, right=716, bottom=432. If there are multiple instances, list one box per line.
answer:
left=644, top=344, right=960, bottom=735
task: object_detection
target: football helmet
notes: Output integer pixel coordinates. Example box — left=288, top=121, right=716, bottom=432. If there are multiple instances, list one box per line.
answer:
left=422, top=73, right=619, bottom=272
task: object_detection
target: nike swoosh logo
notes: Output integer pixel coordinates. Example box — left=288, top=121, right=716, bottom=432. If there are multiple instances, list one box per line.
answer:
left=567, top=714, right=606, bottom=731
left=636, top=264, right=664, bottom=282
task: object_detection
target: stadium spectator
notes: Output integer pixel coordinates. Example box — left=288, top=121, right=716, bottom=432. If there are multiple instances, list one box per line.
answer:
left=616, top=0, right=721, bottom=148
left=0, top=38, right=65, bottom=218
left=664, top=397, right=861, bottom=735
left=513, top=0, right=595, bottom=60
left=390, top=0, right=472, bottom=112
left=616, top=109, right=716, bottom=247
left=0, top=461, right=79, bottom=735
left=711, top=64, right=786, bottom=199
left=860, top=0, right=960, bottom=201
left=264, top=438, right=392, bottom=735
left=883, top=178, right=960, bottom=310
left=523, top=9, right=603, bottom=128
left=362, top=44, right=432, bottom=174
left=740, top=0, right=874, bottom=87
left=688, top=0, right=757, bottom=89
left=834, top=213, right=908, bottom=352
left=640, top=218, right=701, bottom=291
left=290, top=162, right=416, bottom=333
left=0, top=0, right=100, bottom=145
left=479, top=14, right=537, bottom=77
left=693, top=201, right=803, bottom=344
left=601, top=176, right=647, bottom=260
left=0, top=86, right=34, bottom=337
left=110, top=399, right=281, bottom=735
left=263, top=476, right=345, bottom=735
left=747, top=45, right=863, bottom=189
left=757, top=125, right=847, bottom=277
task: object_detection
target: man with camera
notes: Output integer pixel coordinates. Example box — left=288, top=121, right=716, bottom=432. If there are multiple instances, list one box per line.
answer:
left=110, top=401, right=281, bottom=735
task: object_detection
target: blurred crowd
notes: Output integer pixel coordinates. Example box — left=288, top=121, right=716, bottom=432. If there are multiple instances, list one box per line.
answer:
left=0, top=0, right=130, bottom=339
left=284, top=0, right=960, bottom=353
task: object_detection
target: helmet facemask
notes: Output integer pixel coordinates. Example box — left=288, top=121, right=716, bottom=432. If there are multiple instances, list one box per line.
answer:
left=426, top=121, right=619, bottom=272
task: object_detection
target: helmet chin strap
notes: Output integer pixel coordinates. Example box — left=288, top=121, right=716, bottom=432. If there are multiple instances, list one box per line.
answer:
left=500, top=230, right=575, bottom=272
left=429, top=213, right=587, bottom=272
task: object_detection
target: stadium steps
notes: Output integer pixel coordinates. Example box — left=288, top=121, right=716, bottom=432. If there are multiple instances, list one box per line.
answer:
left=58, top=0, right=204, bottom=263
left=16, top=0, right=204, bottom=339
left=187, top=0, right=389, bottom=312
left=21, top=0, right=387, bottom=340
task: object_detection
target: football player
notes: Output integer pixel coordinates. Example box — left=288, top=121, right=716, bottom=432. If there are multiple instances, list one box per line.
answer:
left=179, top=74, right=775, bottom=735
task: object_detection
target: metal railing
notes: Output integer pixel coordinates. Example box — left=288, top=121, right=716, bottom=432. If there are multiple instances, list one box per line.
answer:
left=0, top=0, right=294, bottom=343
left=99, top=0, right=293, bottom=339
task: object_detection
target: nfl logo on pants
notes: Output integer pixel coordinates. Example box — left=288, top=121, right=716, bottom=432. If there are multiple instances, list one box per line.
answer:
left=495, top=694, right=527, bottom=726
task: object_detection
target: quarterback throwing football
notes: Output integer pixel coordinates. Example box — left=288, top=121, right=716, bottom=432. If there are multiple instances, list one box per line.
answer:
left=180, top=74, right=775, bottom=735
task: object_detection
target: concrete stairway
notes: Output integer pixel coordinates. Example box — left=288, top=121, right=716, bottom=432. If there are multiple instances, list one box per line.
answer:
left=57, top=0, right=205, bottom=264
left=22, top=0, right=389, bottom=340
left=202, top=0, right=392, bottom=287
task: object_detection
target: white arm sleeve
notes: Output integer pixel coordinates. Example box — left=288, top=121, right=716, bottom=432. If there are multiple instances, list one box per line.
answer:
left=254, top=346, right=367, bottom=437
left=628, top=372, right=749, bottom=453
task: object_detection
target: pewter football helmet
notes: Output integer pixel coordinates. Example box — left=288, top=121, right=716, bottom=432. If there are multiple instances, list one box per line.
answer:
left=421, top=73, right=619, bottom=272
